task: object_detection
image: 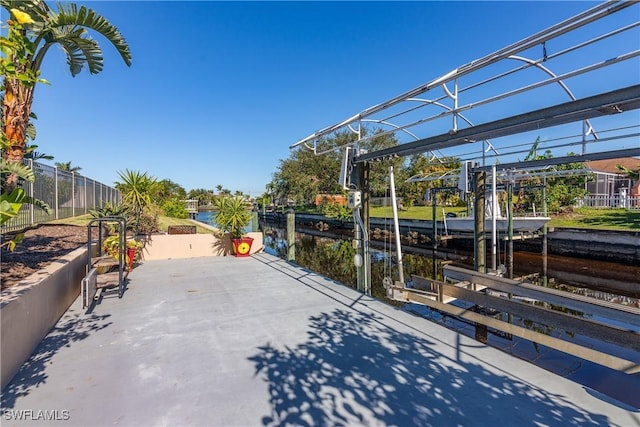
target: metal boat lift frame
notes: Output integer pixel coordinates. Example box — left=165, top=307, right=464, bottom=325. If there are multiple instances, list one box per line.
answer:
left=290, top=0, right=640, bottom=292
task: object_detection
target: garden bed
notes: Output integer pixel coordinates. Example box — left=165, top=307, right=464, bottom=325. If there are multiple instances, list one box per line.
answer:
left=1, top=224, right=97, bottom=290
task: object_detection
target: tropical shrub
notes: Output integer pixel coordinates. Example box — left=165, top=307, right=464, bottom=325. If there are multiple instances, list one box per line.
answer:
left=162, top=200, right=188, bottom=219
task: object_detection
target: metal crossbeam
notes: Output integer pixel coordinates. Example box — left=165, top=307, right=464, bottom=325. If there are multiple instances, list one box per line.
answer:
left=355, top=85, right=640, bottom=163
left=475, top=148, right=640, bottom=172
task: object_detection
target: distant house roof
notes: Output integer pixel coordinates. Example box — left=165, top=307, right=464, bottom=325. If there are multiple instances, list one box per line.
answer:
left=584, top=157, right=640, bottom=174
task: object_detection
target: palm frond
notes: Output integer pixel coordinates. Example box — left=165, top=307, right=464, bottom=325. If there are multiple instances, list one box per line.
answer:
left=52, top=3, right=132, bottom=67
left=24, top=194, right=51, bottom=214
left=0, top=159, right=35, bottom=182
left=59, top=35, right=102, bottom=75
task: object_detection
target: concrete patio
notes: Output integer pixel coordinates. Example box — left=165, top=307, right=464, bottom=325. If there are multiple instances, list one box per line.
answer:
left=1, top=253, right=638, bottom=426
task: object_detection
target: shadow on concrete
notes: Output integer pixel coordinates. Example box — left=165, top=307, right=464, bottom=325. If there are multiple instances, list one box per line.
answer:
left=1, top=311, right=111, bottom=409
left=249, top=307, right=617, bottom=426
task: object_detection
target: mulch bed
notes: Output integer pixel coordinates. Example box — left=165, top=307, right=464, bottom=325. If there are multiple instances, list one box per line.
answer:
left=1, top=224, right=98, bottom=290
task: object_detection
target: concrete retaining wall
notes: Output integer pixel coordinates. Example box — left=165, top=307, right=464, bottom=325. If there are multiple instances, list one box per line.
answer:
left=1, top=231, right=264, bottom=390
left=141, top=232, right=264, bottom=260
left=1, top=245, right=87, bottom=390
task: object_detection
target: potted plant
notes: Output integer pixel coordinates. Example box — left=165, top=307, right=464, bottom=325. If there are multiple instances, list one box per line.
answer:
left=103, top=235, right=143, bottom=271
left=214, top=195, right=253, bottom=257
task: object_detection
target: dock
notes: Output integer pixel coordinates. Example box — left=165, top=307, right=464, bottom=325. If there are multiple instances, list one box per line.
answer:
left=1, top=253, right=638, bottom=425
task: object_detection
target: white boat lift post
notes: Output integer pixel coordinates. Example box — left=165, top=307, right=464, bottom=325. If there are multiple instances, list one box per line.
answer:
left=389, top=166, right=405, bottom=285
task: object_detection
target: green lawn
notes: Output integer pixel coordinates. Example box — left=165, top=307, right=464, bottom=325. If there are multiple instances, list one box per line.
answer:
left=370, top=206, right=639, bottom=231
left=547, top=207, right=640, bottom=230
left=47, top=214, right=214, bottom=234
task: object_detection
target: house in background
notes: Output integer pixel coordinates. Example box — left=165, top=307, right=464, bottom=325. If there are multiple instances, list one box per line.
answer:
left=582, top=157, right=640, bottom=208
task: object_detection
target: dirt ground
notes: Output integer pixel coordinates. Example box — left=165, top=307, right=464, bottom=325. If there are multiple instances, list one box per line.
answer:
left=1, top=224, right=97, bottom=290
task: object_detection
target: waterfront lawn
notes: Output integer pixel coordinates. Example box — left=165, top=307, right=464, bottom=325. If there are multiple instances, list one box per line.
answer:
left=549, top=207, right=640, bottom=230
left=369, top=206, right=640, bottom=231
left=48, top=214, right=213, bottom=234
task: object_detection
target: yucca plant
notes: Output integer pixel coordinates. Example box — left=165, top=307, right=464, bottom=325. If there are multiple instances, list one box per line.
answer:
left=115, top=170, right=155, bottom=235
left=214, top=195, right=252, bottom=239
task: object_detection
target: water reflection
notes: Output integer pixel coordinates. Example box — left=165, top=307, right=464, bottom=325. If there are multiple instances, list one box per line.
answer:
left=260, top=221, right=639, bottom=307
left=263, top=224, right=449, bottom=303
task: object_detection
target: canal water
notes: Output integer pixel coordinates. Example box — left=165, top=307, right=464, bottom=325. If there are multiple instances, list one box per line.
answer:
left=197, top=211, right=639, bottom=302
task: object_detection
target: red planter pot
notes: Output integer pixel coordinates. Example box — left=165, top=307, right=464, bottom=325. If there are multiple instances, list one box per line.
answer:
left=231, top=237, right=254, bottom=257
left=126, top=247, right=137, bottom=271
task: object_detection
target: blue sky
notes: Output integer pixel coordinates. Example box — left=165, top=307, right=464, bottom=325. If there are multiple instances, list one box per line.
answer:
left=23, top=1, right=640, bottom=195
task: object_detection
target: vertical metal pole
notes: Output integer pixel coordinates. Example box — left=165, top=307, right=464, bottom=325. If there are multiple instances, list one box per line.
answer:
left=28, top=159, right=35, bottom=225
left=542, top=178, right=548, bottom=286
left=507, top=181, right=514, bottom=279
left=54, top=166, right=59, bottom=220
left=71, top=172, right=75, bottom=217
left=354, top=160, right=370, bottom=294
left=491, top=165, right=497, bottom=272
left=474, top=171, right=486, bottom=273
left=286, top=207, right=295, bottom=262
left=432, top=188, right=438, bottom=280
left=362, top=161, right=371, bottom=294
left=354, top=211, right=363, bottom=292
left=84, top=176, right=88, bottom=214
left=389, top=166, right=404, bottom=284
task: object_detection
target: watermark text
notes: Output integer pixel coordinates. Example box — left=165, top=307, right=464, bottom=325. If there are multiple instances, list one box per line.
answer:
left=3, top=409, right=70, bottom=421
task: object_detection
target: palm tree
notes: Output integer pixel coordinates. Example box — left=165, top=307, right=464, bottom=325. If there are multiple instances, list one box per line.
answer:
left=1, top=0, right=132, bottom=193
left=54, top=161, right=82, bottom=172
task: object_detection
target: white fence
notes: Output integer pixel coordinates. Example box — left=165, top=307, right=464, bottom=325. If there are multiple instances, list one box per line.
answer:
left=578, top=195, right=640, bottom=210
left=1, top=160, right=120, bottom=233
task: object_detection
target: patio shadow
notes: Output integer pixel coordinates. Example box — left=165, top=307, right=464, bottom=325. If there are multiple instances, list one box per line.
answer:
left=1, top=311, right=111, bottom=409
left=249, top=308, right=615, bottom=426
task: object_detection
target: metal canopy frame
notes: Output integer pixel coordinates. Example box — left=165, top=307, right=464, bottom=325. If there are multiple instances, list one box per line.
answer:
left=291, top=1, right=639, bottom=167
left=357, top=86, right=640, bottom=163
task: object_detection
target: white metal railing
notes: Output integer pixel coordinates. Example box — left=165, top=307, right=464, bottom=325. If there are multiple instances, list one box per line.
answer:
left=578, top=195, right=640, bottom=210
left=1, top=159, right=121, bottom=233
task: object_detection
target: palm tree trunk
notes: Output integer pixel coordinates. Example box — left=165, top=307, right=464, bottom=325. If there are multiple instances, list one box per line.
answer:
left=2, top=77, right=34, bottom=193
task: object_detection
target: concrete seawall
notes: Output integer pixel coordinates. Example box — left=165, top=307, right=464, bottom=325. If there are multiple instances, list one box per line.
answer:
left=546, top=227, right=640, bottom=263
left=264, top=213, right=640, bottom=264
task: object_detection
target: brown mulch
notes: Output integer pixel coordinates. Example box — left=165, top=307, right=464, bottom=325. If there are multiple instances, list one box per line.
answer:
left=1, top=224, right=98, bottom=290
